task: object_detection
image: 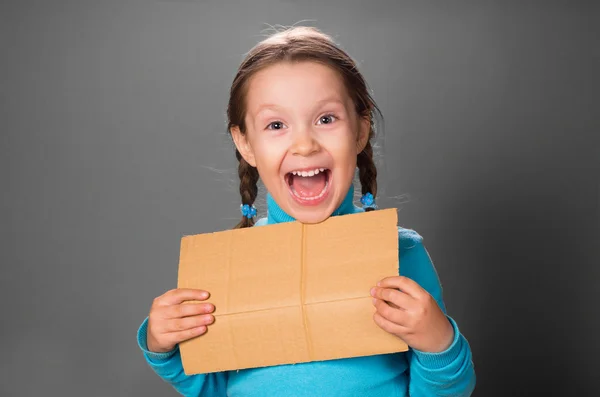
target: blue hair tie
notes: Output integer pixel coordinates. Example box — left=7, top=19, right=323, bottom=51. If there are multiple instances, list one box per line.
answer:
left=240, top=203, right=257, bottom=219
left=360, top=192, right=377, bottom=210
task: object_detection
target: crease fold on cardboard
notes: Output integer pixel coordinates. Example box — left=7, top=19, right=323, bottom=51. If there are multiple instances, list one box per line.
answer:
left=299, top=223, right=314, bottom=361
left=177, top=208, right=409, bottom=375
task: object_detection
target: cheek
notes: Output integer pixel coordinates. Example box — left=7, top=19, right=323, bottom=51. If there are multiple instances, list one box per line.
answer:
left=324, top=129, right=358, bottom=162
left=252, top=139, right=285, bottom=174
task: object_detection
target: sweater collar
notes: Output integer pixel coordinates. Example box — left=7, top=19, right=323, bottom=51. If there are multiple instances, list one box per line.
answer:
left=266, top=184, right=362, bottom=225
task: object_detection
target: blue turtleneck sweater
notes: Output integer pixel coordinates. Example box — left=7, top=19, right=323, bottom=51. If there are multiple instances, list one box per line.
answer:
left=136, top=186, right=476, bottom=396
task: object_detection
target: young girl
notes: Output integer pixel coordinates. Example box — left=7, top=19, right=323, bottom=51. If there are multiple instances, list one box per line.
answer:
left=137, top=27, right=476, bottom=396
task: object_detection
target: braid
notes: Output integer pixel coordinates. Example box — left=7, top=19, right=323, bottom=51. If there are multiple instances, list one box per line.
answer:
left=357, top=140, right=378, bottom=212
left=234, top=149, right=259, bottom=228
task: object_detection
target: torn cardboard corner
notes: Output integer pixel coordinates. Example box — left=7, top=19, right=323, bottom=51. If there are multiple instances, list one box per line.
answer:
left=177, top=208, right=408, bottom=375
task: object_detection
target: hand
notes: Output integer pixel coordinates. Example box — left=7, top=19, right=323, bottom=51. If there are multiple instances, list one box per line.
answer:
left=146, top=288, right=215, bottom=353
left=370, top=276, right=454, bottom=353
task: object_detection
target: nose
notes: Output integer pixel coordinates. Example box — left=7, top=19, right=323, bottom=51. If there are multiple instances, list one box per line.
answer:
left=290, top=126, right=320, bottom=157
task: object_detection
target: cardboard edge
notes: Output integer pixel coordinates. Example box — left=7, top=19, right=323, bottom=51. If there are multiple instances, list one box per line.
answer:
left=176, top=208, right=402, bottom=374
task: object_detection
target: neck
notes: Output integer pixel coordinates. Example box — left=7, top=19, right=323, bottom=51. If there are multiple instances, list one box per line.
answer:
left=266, top=184, right=362, bottom=225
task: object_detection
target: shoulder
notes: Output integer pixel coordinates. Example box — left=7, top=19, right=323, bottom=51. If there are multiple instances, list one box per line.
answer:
left=398, top=226, right=424, bottom=252
left=397, top=226, right=445, bottom=308
left=253, top=217, right=268, bottom=227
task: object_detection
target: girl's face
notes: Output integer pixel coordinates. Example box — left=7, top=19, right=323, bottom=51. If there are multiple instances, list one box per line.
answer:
left=232, top=61, right=370, bottom=224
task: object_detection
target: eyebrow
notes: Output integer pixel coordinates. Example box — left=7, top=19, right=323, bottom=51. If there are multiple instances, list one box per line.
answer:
left=314, top=96, right=346, bottom=106
left=254, top=104, right=283, bottom=116
left=253, top=97, right=346, bottom=117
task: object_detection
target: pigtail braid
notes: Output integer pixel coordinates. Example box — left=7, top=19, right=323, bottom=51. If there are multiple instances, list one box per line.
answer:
left=234, top=149, right=259, bottom=228
left=357, top=140, right=378, bottom=212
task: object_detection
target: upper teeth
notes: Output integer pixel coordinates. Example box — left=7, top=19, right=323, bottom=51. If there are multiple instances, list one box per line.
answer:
left=291, top=168, right=326, bottom=177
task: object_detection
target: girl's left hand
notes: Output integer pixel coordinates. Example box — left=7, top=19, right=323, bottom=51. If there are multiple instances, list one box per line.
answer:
left=370, top=276, right=454, bottom=353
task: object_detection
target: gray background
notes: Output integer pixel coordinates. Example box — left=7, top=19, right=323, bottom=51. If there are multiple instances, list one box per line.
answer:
left=2, top=1, right=599, bottom=396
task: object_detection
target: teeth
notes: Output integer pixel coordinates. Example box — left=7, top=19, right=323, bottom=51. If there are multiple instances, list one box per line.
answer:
left=290, top=168, right=327, bottom=177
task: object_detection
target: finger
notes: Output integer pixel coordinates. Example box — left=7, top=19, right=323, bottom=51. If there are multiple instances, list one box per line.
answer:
left=156, top=288, right=210, bottom=306
left=165, top=314, right=215, bottom=332
left=165, top=325, right=208, bottom=345
left=164, top=303, right=215, bottom=319
left=373, top=298, right=407, bottom=326
left=371, top=286, right=414, bottom=309
left=377, top=276, right=426, bottom=299
left=373, top=312, right=406, bottom=336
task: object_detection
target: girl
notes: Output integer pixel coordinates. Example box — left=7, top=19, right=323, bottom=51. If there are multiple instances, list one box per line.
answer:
left=137, top=26, right=476, bottom=396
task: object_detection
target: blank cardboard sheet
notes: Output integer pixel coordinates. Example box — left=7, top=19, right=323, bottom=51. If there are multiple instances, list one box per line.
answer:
left=177, top=208, right=408, bottom=374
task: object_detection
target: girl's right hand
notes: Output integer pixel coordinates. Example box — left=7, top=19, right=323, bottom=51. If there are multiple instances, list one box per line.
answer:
left=146, top=288, right=215, bottom=353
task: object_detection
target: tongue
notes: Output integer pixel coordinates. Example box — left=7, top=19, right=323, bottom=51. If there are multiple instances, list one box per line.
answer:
left=291, top=173, right=327, bottom=198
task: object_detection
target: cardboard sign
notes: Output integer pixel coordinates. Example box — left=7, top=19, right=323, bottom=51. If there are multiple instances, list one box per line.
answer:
left=177, top=208, right=408, bottom=374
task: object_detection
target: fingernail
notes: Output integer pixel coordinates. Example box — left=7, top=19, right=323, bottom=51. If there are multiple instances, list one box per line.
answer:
left=370, top=287, right=376, bottom=296
left=201, top=291, right=208, bottom=298
left=372, top=298, right=377, bottom=305
left=205, top=304, right=214, bottom=312
left=377, top=281, right=381, bottom=287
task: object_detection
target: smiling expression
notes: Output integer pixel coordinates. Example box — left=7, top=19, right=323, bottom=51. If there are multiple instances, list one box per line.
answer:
left=231, top=61, right=370, bottom=224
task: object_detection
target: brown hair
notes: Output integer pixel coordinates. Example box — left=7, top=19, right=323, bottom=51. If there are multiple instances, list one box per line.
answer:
left=227, top=26, right=382, bottom=228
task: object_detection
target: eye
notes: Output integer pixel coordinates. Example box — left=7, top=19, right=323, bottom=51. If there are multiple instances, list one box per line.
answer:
left=266, top=121, right=287, bottom=130
left=317, top=114, right=337, bottom=125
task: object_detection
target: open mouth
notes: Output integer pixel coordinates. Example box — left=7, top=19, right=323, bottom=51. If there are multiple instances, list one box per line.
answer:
left=285, top=167, right=332, bottom=205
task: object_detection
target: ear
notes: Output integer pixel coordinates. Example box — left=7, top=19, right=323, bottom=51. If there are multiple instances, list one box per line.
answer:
left=356, top=115, right=371, bottom=153
left=230, top=126, right=257, bottom=167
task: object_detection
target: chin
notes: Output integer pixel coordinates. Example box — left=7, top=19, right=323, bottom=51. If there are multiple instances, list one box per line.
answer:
left=285, top=192, right=342, bottom=224
left=291, top=208, right=332, bottom=224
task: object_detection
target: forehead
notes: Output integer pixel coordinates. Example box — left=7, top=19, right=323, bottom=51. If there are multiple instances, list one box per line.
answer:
left=244, top=61, right=351, bottom=113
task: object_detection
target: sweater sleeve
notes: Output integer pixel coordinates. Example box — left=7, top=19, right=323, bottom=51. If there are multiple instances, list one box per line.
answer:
left=136, top=317, right=228, bottom=396
left=398, top=228, right=476, bottom=396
